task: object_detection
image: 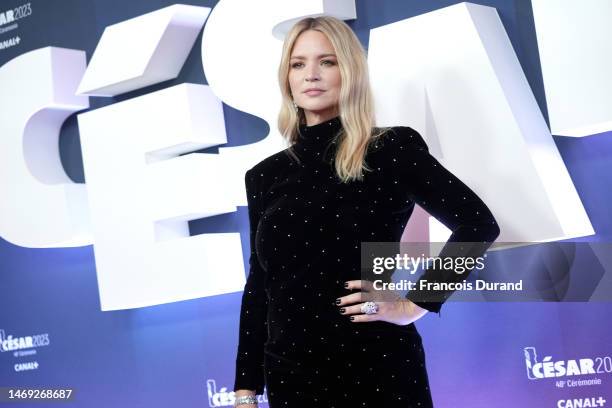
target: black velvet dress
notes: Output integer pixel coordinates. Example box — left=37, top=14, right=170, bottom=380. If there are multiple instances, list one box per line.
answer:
left=234, top=116, right=500, bottom=407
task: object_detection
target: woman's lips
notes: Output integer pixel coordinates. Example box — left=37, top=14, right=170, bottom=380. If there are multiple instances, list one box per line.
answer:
left=304, top=90, right=325, bottom=96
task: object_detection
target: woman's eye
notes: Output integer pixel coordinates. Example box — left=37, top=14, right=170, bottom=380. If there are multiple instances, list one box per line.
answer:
left=290, top=60, right=335, bottom=68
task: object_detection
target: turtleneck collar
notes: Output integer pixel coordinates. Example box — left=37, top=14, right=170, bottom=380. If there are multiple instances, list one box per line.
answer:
left=299, top=115, right=341, bottom=133
left=294, top=115, right=342, bottom=164
left=297, top=115, right=342, bottom=146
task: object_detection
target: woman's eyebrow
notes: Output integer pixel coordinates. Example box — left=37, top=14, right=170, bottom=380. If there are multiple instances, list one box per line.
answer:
left=290, top=53, right=337, bottom=60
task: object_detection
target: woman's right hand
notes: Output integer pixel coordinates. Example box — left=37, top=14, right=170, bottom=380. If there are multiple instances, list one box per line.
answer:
left=234, top=389, right=257, bottom=407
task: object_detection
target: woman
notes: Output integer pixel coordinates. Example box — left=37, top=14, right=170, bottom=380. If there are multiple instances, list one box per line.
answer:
left=233, top=16, right=500, bottom=408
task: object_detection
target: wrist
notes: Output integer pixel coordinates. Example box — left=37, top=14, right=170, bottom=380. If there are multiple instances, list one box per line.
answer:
left=234, top=394, right=257, bottom=407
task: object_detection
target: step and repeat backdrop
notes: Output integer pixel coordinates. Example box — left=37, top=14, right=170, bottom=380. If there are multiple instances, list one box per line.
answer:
left=0, top=0, right=611, bottom=407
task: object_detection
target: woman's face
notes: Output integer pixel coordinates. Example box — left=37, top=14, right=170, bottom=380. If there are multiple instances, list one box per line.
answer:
left=289, top=30, right=341, bottom=125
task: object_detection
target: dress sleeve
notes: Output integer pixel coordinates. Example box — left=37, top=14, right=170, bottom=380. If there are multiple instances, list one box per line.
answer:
left=233, top=169, right=268, bottom=394
left=388, top=127, right=501, bottom=316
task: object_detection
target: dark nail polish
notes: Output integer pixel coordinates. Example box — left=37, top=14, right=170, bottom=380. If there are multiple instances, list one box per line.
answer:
left=350, top=316, right=355, bottom=321
left=335, top=298, right=341, bottom=305
left=339, top=308, right=345, bottom=313
left=344, top=282, right=349, bottom=288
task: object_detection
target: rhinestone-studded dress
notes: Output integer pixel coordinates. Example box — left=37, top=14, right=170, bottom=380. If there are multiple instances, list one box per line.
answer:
left=234, top=116, right=500, bottom=407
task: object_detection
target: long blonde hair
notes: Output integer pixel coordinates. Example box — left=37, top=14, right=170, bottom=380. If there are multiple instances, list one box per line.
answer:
left=277, top=16, right=390, bottom=183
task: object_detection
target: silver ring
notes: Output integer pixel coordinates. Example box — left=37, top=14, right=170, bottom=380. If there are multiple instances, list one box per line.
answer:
left=360, top=301, right=378, bottom=315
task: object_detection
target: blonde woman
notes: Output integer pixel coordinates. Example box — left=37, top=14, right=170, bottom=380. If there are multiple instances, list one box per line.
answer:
left=233, top=16, right=500, bottom=408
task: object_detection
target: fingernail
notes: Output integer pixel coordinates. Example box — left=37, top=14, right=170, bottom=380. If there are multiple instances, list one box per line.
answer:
left=335, top=298, right=341, bottom=305
left=350, top=316, right=355, bottom=321
left=344, top=282, right=349, bottom=288
left=339, top=308, right=345, bottom=313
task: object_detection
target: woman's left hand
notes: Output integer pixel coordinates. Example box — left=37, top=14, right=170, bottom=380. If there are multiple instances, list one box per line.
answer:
left=337, top=280, right=428, bottom=326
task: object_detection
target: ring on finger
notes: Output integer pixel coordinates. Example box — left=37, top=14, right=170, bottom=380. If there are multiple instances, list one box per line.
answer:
left=360, top=301, right=378, bottom=315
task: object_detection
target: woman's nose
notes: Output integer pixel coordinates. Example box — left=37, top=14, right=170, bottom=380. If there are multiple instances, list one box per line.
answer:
left=305, top=66, right=320, bottom=81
